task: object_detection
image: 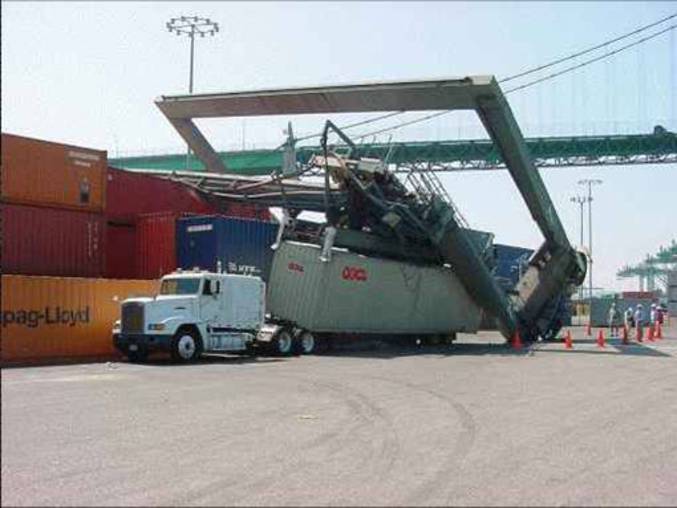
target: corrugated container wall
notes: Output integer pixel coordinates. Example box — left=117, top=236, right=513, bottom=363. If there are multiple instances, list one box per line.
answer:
left=492, top=243, right=534, bottom=288
left=106, top=167, right=216, bottom=222
left=136, top=212, right=179, bottom=279
left=590, top=297, right=655, bottom=327
left=176, top=216, right=279, bottom=280
left=267, top=241, right=482, bottom=334
left=105, top=222, right=137, bottom=279
left=105, top=167, right=271, bottom=222
left=621, top=291, right=657, bottom=300
left=3, top=203, right=105, bottom=277
left=1, top=133, right=106, bottom=212
left=1, top=275, right=160, bottom=363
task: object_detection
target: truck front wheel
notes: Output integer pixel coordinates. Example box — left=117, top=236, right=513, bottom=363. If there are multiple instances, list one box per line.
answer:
left=171, top=329, right=202, bottom=363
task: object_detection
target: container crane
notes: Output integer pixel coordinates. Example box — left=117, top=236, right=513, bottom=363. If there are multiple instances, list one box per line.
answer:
left=152, top=76, right=587, bottom=342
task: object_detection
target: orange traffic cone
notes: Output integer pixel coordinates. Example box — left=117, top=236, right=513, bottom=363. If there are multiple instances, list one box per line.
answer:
left=565, top=330, right=573, bottom=349
left=512, top=331, right=523, bottom=350
left=586, top=322, right=592, bottom=336
left=648, top=325, right=655, bottom=342
left=636, top=326, right=643, bottom=343
left=656, top=322, right=663, bottom=340
left=621, top=325, right=629, bottom=345
left=597, top=329, right=606, bottom=348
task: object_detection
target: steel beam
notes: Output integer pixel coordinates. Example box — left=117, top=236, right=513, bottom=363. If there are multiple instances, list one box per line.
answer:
left=155, top=76, right=491, bottom=119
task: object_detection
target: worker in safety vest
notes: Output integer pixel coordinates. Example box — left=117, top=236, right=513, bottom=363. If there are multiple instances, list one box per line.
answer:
left=634, top=304, right=645, bottom=335
left=624, top=306, right=634, bottom=329
left=607, top=302, right=621, bottom=337
left=650, top=303, right=658, bottom=326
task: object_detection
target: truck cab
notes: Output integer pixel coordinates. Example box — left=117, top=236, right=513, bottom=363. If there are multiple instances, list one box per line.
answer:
left=113, top=270, right=267, bottom=362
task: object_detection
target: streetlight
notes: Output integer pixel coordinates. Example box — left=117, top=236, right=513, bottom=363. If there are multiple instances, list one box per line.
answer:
left=569, top=195, right=589, bottom=250
left=570, top=194, right=590, bottom=303
left=578, top=178, right=603, bottom=323
left=166, top=16, right=219, bottom=169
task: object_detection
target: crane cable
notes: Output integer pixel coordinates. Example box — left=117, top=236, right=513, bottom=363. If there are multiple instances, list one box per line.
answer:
left=503, top=23, right=676, bottom=93
left=303, top=12, right=676, bottom=143
left=353, top=22, right=676, bottom=140
left=216, top=12, right=676, bottom=163
left=500, top=12, right=676, bottom=83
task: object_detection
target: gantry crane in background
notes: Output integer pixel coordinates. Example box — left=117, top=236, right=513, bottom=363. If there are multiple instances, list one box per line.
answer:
left=110, top=126, right=677, bottom=175
left=617, top=240, right=677, bottom=293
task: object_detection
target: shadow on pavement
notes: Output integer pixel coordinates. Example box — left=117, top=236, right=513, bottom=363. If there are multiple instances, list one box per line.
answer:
left=531, top=339, right=672, bottom=358
left=320, top=338, right=674, bottom=359
left=139, top=354, right=287, bottom=367
left=319, top=341, right=523, bottom=359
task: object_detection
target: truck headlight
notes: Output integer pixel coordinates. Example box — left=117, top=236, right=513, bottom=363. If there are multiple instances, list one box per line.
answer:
left=148, top=323, right=166, bottom=331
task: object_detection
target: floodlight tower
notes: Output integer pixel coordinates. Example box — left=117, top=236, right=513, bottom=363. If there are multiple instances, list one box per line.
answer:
left=578, top=178, right=603, bottom=319
left=570, top=194, right=590, bottom=302
left=166, top=16, right=219, bottom=168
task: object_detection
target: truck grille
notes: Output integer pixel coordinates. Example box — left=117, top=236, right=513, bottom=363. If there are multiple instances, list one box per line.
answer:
left=121, top=302, right=144, bottom=334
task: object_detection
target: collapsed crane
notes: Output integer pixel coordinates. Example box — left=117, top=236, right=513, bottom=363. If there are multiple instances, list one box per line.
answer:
left=153, top=76, right=587, bottom=341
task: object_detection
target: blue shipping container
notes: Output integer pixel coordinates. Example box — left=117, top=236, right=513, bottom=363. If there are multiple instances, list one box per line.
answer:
left=176, top=216, right=280, bottom=280
left=492, top=243, right=534, bottom=288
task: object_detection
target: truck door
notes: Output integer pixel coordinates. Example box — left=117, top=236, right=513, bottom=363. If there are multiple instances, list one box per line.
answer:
left=200, top=278, right=222, bottom=325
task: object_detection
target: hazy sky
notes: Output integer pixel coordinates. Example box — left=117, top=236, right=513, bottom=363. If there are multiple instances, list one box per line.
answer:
left=2, top=1, right=676, bottom=292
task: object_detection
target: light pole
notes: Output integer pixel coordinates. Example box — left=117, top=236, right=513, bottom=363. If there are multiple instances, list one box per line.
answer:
left=570, top=194, right=589, bottom=303
left=570, top=195, right=588, bottom=250
left=166, top=16, right=219, bottom=169
left=578, top=178, right=603, bottom=322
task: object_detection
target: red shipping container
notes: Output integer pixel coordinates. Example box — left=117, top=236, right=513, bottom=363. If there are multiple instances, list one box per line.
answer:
left=136, top=212, right=178, bottom=279
left=104, top=221, right=137, bottom=279
left=622, top=291, right=656, bottom=300
left=2, top=203, right=105, bottom=277
left=106, top=167, right=271, bottom=222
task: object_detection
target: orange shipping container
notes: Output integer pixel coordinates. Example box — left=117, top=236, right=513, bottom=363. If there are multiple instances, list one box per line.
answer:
left=1, top=275, right=159, bottom=363
left=1, top=133, right=107, bottom=212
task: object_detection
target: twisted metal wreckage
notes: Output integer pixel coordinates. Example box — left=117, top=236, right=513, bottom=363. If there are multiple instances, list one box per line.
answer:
left=144, top=76, right=586, bottom=342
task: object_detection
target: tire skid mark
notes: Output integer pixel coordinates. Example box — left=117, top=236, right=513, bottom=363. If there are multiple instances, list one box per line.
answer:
left=168, top=373, right=401, bottom=506
left=365, top=375, right=478, bottom=505
left=305, top=379, right=401, bottom=481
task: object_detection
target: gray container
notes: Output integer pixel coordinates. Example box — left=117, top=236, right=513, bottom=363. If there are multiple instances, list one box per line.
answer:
left=669, top=271, right=677, bottom=318
left=590, top=297, right=654, bottom=327
left=267, top=241, right=482, bottom=334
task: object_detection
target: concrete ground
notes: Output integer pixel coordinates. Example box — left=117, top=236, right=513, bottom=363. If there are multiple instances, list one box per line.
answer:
left=3, top=324, right=677, bottom=506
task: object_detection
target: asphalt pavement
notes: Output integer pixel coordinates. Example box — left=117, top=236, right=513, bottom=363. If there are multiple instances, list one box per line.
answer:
left=3, top=325, right=677, bottom=506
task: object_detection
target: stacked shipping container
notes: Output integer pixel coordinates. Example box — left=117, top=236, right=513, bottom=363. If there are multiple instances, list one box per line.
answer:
left=104, top=167, right=271, bottom=279
left=105, top=167, right=216, bottom=222
left=2, top=133, right=107, bottom=212
left=2, top=133, right=108, bottom=277
left=492, top=243, right=534, bottom=289
left=1, top=275, right=160, bottom=363
left=3, top=205, right=105, bottom=277
left=1, top=133, right=273, bottom=363
left=176, top=215, right=279, bottom=280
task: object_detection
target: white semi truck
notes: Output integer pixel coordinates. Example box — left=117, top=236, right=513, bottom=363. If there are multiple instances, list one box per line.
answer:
left=113, top=240, right=483, bottom=362
left=113, top=270, right=288, bottom=362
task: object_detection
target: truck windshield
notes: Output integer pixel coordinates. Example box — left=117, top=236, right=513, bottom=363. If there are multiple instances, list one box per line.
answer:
left=160, top=278, right=201, bottom=295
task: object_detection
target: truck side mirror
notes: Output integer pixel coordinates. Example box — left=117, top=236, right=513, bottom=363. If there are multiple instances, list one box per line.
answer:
left=203, top=281, right=212, bottom=296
